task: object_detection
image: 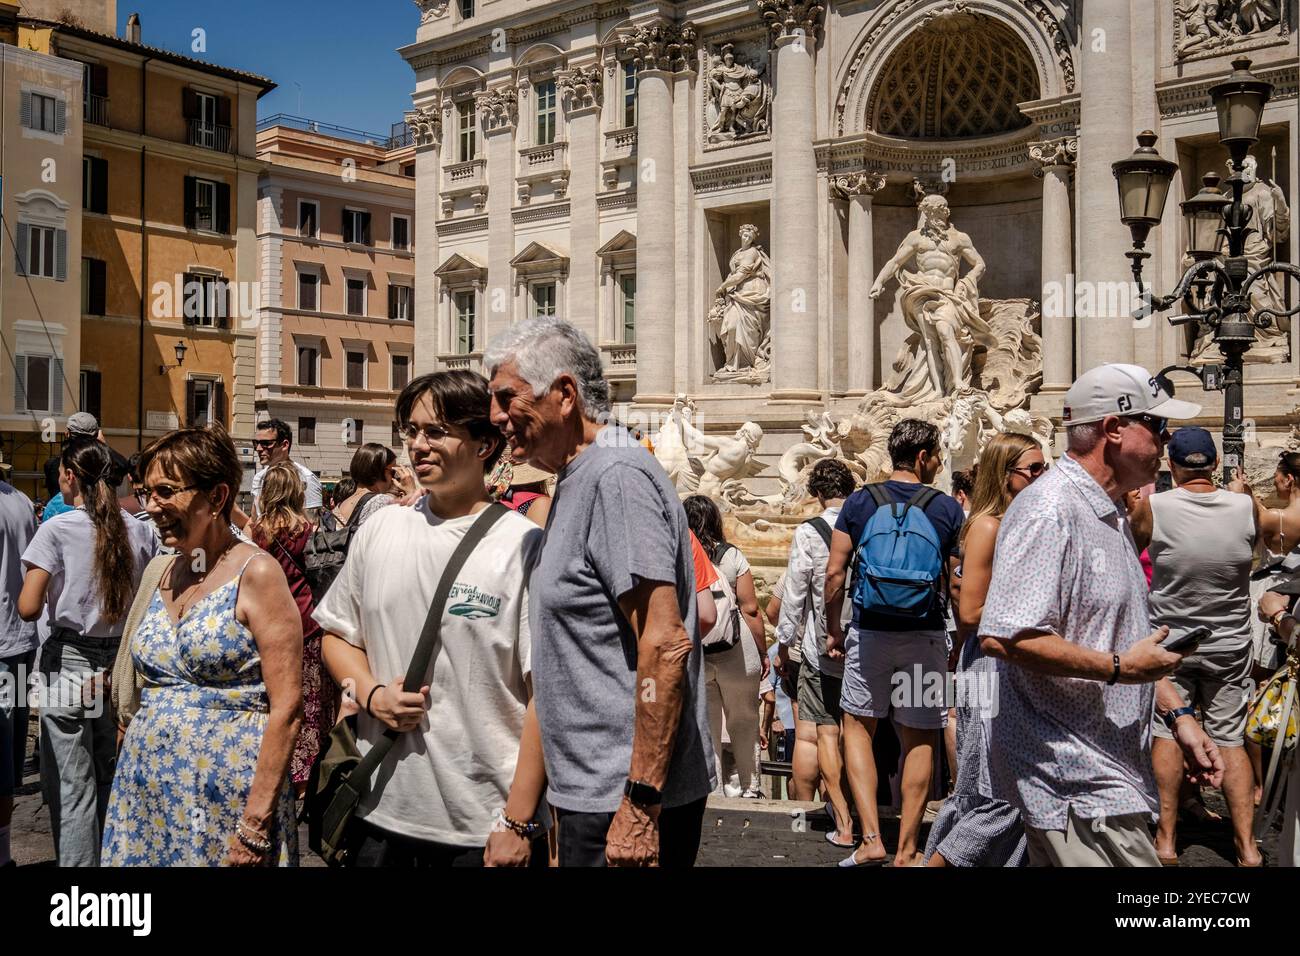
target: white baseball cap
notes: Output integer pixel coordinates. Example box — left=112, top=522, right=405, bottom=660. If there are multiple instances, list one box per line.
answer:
left=1063, top=363, right=1202, bottom=426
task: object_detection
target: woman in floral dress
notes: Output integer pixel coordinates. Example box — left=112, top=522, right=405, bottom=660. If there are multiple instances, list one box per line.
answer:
left=102, top=428, right=304, bottom=866
left=248, top=462, right=336, bottom=794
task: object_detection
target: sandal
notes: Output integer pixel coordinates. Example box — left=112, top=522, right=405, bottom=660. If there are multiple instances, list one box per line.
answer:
left=824, top=830, right=858, bottom=849
left=837, top=833, right=887, bottom=867
left=1178, top=795, right=1223, bottom=824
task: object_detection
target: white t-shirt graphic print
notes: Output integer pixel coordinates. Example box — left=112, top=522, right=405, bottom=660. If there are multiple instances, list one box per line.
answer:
left=313, top=498, right=542, bottom=846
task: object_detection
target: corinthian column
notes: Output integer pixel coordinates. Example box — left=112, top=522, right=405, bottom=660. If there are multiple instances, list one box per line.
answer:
left=1077, top=0, right=1134, bottom=368
left=558, top=65, right=603, bottom=348
left=1030, top=136, right=1077, bottom=392
left=834, top=171, right=886, bottom=395
left=407, top=101, right=442, bottom=373
left=475, top=85, right=518, bottom=358
left=760, top=0, right=824, bottom=402
left=620, top=21, right=695, bottom=405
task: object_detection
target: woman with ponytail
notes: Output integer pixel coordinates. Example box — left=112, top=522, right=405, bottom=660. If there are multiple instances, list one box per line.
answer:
left=18, top=437, right=158, bottom=866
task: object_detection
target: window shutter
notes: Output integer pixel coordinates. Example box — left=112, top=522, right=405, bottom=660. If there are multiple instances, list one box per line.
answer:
left=216, top=95, right=232, bottom=127
left=52, top=359, right=65, bottom=414
left=92, top=158, right=109, bottom=214
left=84, top=370, right=102, bottom=420
left=55, top=98, right=66, bottom=134
left=182, top=88, right=199, bottom=120
left=181, top=273, right=196, bottom=326
left=91, top=65, right=109, bottom=97
left=388, top=285, right=396, bottom=320
left=20, top=91, right=32, bottom=129
left=361, top=212, right=372, bottom=246
left=216, top=182, right=231, bottom=235
left=213, top=382, right=226, bottom=425
left=185, top=380, right=197, bottom=427
left=88, top=259, right=107, bottom=315
left=55, top=230, right=67, bottom=281
left=15, top=223, right=29, bottom=276
left=183, top=177, right=197, bottom=229
left=216, top=279, right=230, bottom=329
left=14, top=356, right=27, bottom=412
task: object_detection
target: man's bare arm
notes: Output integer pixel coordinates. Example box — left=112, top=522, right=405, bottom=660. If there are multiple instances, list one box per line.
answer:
left=981, top=626, right=1183, bottom=684
left=620, top=579, right=695, bottom=791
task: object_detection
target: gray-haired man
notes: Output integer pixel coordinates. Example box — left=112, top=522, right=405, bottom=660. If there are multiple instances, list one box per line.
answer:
left=486, top=317, right=714, bottom=867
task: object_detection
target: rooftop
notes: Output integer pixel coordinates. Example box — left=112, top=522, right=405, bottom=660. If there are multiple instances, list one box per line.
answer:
left=257, top=113, right=412, bottom=151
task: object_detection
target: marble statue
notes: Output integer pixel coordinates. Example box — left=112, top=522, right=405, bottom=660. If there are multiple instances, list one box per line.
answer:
left=1175, top=0, right=1284, bottom=58
left=1176, top=0, right=1234, bottom=57
left=705, top=44, right=771, bottom=143
left=710, top=224, right=773, bottom=383
left=655, top=397, right=768, bottom=503
left=869, top=194, right=998, bottom=399
left=1192, top=153, right=1292, bottom=364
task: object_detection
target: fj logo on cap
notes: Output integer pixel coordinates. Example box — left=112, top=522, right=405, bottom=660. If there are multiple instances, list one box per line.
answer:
left=1116, top=395, right=1133, bottom=412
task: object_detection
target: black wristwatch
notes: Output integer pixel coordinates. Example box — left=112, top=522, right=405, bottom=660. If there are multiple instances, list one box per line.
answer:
left=1160, top=705, right=1196, bottom=730
left=624, top=779, right=663, bottom=807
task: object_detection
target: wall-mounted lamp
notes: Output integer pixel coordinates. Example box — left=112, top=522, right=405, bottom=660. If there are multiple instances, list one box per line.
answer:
left=159, top=340, right=189, bottom=375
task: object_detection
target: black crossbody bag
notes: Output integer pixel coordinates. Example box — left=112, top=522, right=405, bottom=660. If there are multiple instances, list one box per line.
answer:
left=305, top=503, right=509, bottom=866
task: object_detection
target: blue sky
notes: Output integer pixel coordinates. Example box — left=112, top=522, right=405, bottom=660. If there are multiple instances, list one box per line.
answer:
left=116, top=1, right=420, bottom=135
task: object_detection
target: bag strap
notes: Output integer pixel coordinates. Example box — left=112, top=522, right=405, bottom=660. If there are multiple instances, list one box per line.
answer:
left=803, top=516, right=832, bottom=548
left=904, top=486, right=941, bottom=518
left=865, top=483, right=891, bottom=510
left=111, top=553, right=175, bottom=724
left=269, top=531, right=309, bottom=578
left=346, top=502, right=510, bottom=785
left=344, top=493, right=379, bottom=531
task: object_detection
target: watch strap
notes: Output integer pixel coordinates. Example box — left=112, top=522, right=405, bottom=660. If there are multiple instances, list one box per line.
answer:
left=1161, top=705, right=1196, bottom=730
left=624, top=779, right=662, bottom=806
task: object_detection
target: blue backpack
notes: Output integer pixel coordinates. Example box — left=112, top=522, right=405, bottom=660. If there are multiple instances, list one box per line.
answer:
left=851, top=484, right=945, bottom=620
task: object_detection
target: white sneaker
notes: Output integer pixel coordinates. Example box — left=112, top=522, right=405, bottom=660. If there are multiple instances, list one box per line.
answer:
left=741, top=788, right=764, bottom=799
left=723, top=782, right=744, bottom=798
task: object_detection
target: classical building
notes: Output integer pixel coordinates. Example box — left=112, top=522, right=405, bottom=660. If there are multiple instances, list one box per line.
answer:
left=402, top=0, right=1297, bottom=509
left=254, top=117, right=416, bottom=481
left=15, top=9, right=273, bottom=471
left=0, top=1, right=84, bottom=498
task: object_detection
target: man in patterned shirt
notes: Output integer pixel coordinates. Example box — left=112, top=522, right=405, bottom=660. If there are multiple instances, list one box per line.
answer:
left=980, top=364, right=1225, bottom=866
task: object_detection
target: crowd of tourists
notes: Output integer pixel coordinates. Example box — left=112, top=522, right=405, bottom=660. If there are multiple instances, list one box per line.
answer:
left=1, top=319, right=1298, bottom=868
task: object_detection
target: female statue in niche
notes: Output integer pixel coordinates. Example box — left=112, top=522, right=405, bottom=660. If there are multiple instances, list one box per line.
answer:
left=710, top=223, right=772, bottom=382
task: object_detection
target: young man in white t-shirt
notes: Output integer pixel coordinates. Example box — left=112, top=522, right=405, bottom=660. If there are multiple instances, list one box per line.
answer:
left=316, top=371, right=547, bottom=867
left=234, top=419, right=322, bottom=528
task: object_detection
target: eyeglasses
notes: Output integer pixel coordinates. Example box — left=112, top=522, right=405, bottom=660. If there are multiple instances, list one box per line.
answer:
left=398, top=422, right=455, bottom=447
left=1123, top=413, right=1170, bottom=440
left=139, top=483, right=199, bottom=502
left=1009, top=460, right=1050, bottom=479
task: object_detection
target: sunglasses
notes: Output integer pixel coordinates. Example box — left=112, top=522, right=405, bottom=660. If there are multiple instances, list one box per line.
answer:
left=1123, top=413, right=1170, bottom=440
left=1009, top=460, right=1050, bottom=479
left=251, top=439, right=281, bottom=449
left=138, top=483, right=199, bottom=502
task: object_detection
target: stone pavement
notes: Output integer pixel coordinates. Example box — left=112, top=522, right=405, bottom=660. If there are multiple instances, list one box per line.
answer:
left=9, top=715, right=1284, bottom=867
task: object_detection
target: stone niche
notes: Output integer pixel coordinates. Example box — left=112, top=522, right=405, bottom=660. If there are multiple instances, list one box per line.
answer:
left=702, top=202, right=772, bottom=388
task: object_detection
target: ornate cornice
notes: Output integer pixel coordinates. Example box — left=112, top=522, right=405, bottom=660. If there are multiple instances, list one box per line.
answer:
left=436, top=215, right=489, bottom=237
left=475, top=86, right=518, bottom=131
left=818, top=127, right=1038, bottom=181
left=831, top=171, right=887, bottom=200
left=618, top=20, right=698, bottom=73
left=690, top=158, right=772, bottom=194
left=405, top=103, right=442, bottom=147
left=598, top=188, right=637, bottom=211
left=757, top=0, right=825, bottom=43
left=557, top=65, right=602, bottom=112
left=512, top=200, right=571, bottom=225
left=1157, top=62, right=1298, bottom=119
left=1028, top=135, right=1077, bottom=174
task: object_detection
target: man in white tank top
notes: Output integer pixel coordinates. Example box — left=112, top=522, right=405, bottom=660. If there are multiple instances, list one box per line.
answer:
left=1137, top=427, right=1261, bottom=867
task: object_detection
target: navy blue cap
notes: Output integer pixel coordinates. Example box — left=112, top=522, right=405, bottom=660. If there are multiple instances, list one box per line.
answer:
left=1167, top=427, right=1217, bottom=469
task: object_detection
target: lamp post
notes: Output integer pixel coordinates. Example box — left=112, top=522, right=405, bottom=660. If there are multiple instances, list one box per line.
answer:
left=1112, top=56, right=1300, bottom=482
left=159, top=340, right=188, bottom=375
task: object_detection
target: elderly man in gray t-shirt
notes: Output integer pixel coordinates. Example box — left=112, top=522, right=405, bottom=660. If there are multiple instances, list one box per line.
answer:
left=486, top=317, right=714, bottom=867
left=1130, top=426, right=1261, bottom=866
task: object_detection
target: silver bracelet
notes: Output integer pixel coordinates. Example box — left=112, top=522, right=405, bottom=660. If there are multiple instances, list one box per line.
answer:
left=235, top=819, right=272, bottom=854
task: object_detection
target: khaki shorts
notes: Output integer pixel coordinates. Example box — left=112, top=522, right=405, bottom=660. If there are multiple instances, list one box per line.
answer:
left=1025, top=807, right=1160, bottom=867
left=796, top=665, right=843, bottom=727
left=1150, top=644, right=1253, bottom=748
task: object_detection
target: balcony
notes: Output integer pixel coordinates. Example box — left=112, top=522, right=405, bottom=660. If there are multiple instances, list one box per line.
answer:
left=84, top=94, right=108, bottom=126
left=602, top=127, right=637, bottom=189
left=438, top=352, right=482, bottom=373
left=602, top=342, right=637, bottom=381
left=188, top=119, right=233, bottom=153
left=516, top=142, right=569, bottom=204
left=441, top=158, right=488, bottom=215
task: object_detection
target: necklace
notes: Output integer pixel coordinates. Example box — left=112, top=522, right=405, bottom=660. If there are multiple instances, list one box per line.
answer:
left=173, top=537, right=238, bottom=621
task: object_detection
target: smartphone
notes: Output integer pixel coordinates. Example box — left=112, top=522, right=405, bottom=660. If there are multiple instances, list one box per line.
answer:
left=1162, top=625, right=1211, bottom=653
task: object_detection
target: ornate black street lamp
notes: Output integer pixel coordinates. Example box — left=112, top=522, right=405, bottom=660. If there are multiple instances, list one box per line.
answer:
left=1112, top=56, right=1300, bottom=481
left=159, top=340, right=189, bottom=375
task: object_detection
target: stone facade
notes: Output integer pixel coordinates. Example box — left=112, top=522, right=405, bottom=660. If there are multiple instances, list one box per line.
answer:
left=402, top=0, right=1299, bottom=553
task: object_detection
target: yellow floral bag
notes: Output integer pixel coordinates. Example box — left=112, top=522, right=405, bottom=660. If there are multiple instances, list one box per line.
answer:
left=1246, top=651, right=1298, bottom=751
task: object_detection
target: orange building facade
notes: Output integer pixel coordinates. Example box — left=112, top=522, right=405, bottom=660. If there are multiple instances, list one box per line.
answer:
left=255, top=119, right=415, bottom=480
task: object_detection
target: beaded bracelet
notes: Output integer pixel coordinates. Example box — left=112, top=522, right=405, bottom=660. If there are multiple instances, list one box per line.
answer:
left=235, top=820, right=272, bottom=854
